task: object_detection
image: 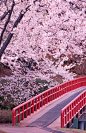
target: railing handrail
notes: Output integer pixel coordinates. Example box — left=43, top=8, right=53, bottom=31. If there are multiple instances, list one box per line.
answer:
left=61, top=89, right=86, bottom=128
left=62, top=90, right=86, bottom=111
left=12, top=76, right=86, bottom=126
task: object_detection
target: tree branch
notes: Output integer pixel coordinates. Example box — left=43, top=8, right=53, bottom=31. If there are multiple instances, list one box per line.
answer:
left=0, top=10, right=10, bottom=21
left=0, top=33, right=13, bottom=59
left=0, top=4, right=31, bottom=59
left=13, top=5, right=31, bottom=28
left=0, top=0, right=15, bottom=45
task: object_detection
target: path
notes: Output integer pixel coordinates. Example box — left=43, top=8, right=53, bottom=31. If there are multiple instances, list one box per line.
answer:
left=0, top=87, right=86, bottom=133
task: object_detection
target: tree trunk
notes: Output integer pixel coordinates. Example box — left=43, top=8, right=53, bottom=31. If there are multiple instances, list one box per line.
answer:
left=0, top=33, right=13, bottom=59
left=0, top=4, right=31, bottom=60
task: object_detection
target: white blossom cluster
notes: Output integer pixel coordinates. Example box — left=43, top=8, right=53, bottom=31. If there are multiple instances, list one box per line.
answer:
left=0, top=74, right=59, bottom=107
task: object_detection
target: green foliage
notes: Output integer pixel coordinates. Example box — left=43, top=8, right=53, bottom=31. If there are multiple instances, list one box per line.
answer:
left=36, top=78, right=49, bottom=84
left=0, top=96, right=4, bottom=102
left=0, top=79, right=7, bottom=84
left=38, top=85, right=48, bottom=93
left=36, top=78, right=50, bottom=93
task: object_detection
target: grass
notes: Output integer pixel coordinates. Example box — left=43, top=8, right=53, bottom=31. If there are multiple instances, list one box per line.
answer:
left=16, top=123, right=19, bottom=126
left=60, top=128, right=86, bottom=133
left=0, top=130, right=7, bottom=133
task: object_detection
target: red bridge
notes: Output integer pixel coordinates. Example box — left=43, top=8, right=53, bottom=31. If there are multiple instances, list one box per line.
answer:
left=12, top=76, right=86, bottom=132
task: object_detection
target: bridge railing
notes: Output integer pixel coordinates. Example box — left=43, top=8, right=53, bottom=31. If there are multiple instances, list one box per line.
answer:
left=12, top=76, right=86, bottom=126
left=61, top=90, right=86, bottom=128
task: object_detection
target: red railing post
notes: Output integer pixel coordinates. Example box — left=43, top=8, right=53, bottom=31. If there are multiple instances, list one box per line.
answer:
left=67, top=82, right=68, bottom=92
left=53, top=88, right=55, bottom=100
left=41, top=95, right=43, bottom=107
left=38, top=96, right=40, bottom=109
left=72, top=102, right=74, bottom=117
left=81, top=95, right=82, bottom=108
left=75, top=79, right=77, bottom=89
left=78, top=97, right=80, bottom=110
left=71, top=81, right=74, bottom=90
left=32, top=100, right=34, bottom=113
left=73, top=80, right=75, bottom=90
left=64, top=83, right=66, bottom=94
left=18, top=108, right=20, bottom=122
left=35, top=98, right=37, bottom=111
left=61, top=85, right=63, bottom=95
left=85, top=92, right=86, bottom=104
left=12, top=109, right=15, bottom=126
left=70, top=81, right=71, bottom=91
left=58, top=87, right=59, bottom=98
left=55, top=87, right=57, bottom=98
left=65, top=109, right=67, bottom=125
left=22, top=106, right=24, bottom=120
left=49, top=91, right=50, bottom=102
left=61, top=110, right=64, bottom=128
left=51, top=90, right=52, bottom=101
left=70, top=105, right=72, bottom=120
left=68, top=107, right=69, bottom=122
left=46, top=92, right=48, bottom=104
left=43, top=93, right=45, bottom=105
left=59, top=86, right=61, bottom=96
left=29, top=101, right=31, bottom=115
left=25, top=104, right=27, bottom=118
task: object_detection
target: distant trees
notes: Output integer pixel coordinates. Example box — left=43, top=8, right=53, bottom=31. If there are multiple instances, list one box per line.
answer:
left=0, top=0, right=31, bottom=60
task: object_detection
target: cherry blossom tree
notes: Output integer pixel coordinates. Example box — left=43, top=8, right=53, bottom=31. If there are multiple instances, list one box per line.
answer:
left=0, top=0, right=86, bottom=108
left=0, top=0, right=86, bottom=81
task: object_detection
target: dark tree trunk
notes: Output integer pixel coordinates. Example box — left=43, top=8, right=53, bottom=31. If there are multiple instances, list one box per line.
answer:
left=0, top=0, right=15, bottom=45
left=0, top=3, right=31, bottom=60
